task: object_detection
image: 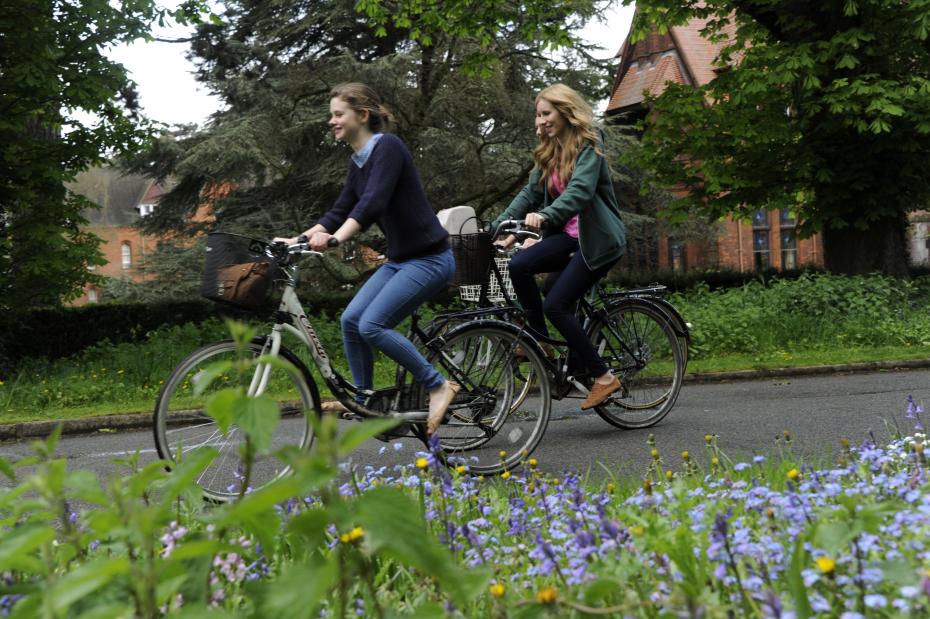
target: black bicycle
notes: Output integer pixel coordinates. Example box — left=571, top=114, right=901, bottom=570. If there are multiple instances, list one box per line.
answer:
left=446, top=220, right=689, bottom=429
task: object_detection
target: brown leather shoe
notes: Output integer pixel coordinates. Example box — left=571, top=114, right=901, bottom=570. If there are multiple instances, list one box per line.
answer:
left=426, top=381, right=462, bottom=436
left=580, top=376, right=622, bottom=410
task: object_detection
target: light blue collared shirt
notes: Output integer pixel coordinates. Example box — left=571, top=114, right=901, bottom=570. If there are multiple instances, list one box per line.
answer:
left=351, top=133, right=384, bottom=168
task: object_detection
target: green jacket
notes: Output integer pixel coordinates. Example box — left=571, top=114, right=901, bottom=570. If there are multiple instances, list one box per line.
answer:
left=491, top=140, right=626, bottom=271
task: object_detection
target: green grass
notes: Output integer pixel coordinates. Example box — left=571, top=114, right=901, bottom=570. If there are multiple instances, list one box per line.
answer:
left=3, top=272, right=930, bottom=425
left=686, top=344, right=930, bottom=374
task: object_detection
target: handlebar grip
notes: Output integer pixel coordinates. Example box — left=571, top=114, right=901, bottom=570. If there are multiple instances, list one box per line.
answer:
left=297, top=234, right=309, bottom=244
left=327, top=237, right=340, bottom=247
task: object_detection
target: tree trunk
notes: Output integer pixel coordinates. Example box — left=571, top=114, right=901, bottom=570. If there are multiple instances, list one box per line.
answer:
left=821, top=211, right=911, bottom=277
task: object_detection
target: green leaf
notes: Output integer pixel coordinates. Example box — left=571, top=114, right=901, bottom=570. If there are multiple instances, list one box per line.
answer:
left=74, top=603, right=135, bottom=619
left=206, top=388, right=239, bottom=432
left=287, top=507, right=331, bottom=551
left=583, top=577, right=624, bottom=605
left=256, top=554, right=336, bottom=619
left=232, top=393, right=280, bottom=454
left=0, top=524, right=56, bottom=572
left=190, top=360, right=234, bottom=396
left=353, top=487, right=489, bottom=606
left=786, top=536, right=812, bottom=619
left=814, top=521, right=853, bottom=552
left=338, top=417, right=401, bottom=455
left=45, top=558, right=130, bottom=614
left=0, top=456, right=15, bottom=481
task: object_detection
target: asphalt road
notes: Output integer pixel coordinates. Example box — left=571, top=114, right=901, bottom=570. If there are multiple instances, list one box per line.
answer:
left=2, top=368, right=928, bottom=483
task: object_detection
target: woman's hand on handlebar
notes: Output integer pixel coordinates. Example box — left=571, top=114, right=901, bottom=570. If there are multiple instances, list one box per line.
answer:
left=308, top=231, right=335, bottom=251
left=272, top=235, right=300, bottom=246
left=494, top=234, right=517, bottom=249
left=521, top=237, right=540, bottom=249
left=525, top=212, right=545, bottom=230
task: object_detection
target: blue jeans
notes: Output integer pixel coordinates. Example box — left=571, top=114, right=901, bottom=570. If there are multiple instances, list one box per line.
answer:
left=341, top=248, right=455, bottom=393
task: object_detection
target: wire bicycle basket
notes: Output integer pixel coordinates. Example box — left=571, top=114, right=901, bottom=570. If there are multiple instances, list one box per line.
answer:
left=200, top=232, right=283, bottom=311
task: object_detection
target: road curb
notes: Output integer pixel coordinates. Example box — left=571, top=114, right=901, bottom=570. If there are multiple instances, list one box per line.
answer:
left=683, top=358, right=930, bottom=383
left=3, top=359, right=930, bottom=441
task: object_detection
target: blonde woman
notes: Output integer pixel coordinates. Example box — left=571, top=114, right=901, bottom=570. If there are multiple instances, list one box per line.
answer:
left=492, top=83, right=626, bottom=410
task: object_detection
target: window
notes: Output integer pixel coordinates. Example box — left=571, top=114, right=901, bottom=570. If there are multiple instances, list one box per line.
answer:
left=780, top=210, right=798, bottom=269
left=88, top=289, right=98, bottom=303
left=668, top=239, right=686, bottom=272
left=121, top=242, right=132, bottom=269
left=752, top=210, right=770, bottom=270
left=138, top=203, right=155, bottom=217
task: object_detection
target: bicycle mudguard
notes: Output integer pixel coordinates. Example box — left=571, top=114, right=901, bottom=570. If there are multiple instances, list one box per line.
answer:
left=440, top=318, right=552, bottom=364
left=603, top=296, right=691, bottom=342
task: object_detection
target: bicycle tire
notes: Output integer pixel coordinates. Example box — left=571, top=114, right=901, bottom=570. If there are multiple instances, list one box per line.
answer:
left=153, top=338, right=319, bottom=502
left=587, top=301, right=684, bottom=429
left=426, top=322, right=551, bottom=474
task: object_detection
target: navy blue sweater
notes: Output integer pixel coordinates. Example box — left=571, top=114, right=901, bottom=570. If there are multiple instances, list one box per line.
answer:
left=316, top=134, right=449, bottom=262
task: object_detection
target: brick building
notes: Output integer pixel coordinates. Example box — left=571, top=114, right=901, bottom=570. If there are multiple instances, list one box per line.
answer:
left=68, top=167, right=164, bottom=305
left=606, top=12, right=824, bottom=272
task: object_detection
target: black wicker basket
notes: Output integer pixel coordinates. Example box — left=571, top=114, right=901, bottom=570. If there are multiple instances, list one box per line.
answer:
left=449, top=230, right=494, bottom=287
left=201, top=232, right=282, bottom=311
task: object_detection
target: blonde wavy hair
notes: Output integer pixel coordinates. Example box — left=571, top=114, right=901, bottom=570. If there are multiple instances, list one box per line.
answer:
left=533, top=84, right=603, bottom=189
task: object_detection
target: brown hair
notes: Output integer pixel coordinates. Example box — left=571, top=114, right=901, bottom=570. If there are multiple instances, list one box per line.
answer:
left=533, top=83, right=604, bottom=189
left=329, top=82, right=396, bottom=133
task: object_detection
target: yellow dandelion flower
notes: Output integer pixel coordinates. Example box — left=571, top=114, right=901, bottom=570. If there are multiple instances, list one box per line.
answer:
left=787, top=468, right=800, bottom=481
left=536, top=587, right=557, bottom=604
left=705, top=434, right=714, bottom=444
left=501, top=471, right=511, bottom=480
left=415, top=457, right=429, bottom=469
left=665, top=470, right=674, bottom=481
left=606, top=482, right=615, bottom=494
left=528, top=458, right=538, bottom=467
left=339, top=533, right=350, bottom=543
left=711, top=457, right=720, bottom=466
left=816, top=556, right=836, bottom=574
left=642, top=478, right=652, bottom=494
left=348, top=527, right=364, bottom=542
left=489, top=583, right=506, bottom=598
left=629, top=525, right=645, bottom=536
left=681, top=450, right=690, bottom=461
left=456, top=465, right=466, bottom=474
left=499, top=450, right=507, bottom=459
left=650, top=448, right=659, bottom=460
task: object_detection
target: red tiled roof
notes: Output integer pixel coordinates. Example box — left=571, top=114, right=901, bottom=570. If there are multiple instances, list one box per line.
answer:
left=607, top=9, right=738, bottom=115
left=140, top=181, right=166, bottom=204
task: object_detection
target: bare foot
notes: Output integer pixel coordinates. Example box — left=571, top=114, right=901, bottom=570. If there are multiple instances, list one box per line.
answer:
left=321, top=400, right=348, bottom=414
left=426, top=381, right=461, bottom=436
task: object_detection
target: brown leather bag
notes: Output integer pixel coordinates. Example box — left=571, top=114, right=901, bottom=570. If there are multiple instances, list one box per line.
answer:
left=215, top=262, right=271, bottom=308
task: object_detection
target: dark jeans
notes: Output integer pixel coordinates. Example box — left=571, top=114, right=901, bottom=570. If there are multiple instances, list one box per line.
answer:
left=508, top=233, right=617, bottom=377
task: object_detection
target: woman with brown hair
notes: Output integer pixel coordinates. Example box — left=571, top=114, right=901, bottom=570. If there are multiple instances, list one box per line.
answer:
left=276, top=82, right=458, bottom=435
left=492, top=83, right=627, bottom=410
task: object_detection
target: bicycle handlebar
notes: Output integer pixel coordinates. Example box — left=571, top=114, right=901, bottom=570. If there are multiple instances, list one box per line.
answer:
left=492, top=219, right=541, bottom=241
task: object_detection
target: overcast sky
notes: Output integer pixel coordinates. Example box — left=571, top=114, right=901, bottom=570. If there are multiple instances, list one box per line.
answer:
left=108, top=2, right=635, bottom=127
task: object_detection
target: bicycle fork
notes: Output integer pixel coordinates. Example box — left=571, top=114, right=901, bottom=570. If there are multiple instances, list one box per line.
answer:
left=248, top=327, right=284, bottom=397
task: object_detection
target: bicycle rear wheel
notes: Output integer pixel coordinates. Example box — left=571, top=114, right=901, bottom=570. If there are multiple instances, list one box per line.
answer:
left=153, top=339, right=318, bottom=502
left=427, top=323, right=550, bottom=474
left=588, top=302, right=684, bottom=429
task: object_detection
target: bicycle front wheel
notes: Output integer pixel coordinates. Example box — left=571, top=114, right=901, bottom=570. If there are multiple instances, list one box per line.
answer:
left=427, top=323, right=550, bottom=475
left=153, top=339, right=319, bottom=502
left=588, top=302, right=684, bottom=429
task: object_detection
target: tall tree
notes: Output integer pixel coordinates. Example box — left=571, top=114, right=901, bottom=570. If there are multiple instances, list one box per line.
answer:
left=630, top=0, right=930, bottom=276
left=125, top=0, right=620, bottom=290
left=0, top=0, right=205, bottom=309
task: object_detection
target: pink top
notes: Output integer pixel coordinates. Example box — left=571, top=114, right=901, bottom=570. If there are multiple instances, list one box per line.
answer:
left=550, top=170, right=578, bottom=239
